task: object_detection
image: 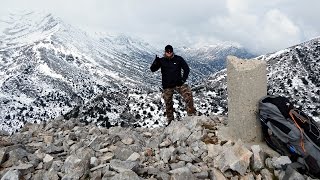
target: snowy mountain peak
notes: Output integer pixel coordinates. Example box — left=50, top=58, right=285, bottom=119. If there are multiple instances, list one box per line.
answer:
left=203, top=37, right=320, bottom=122
left=0, top=12, right=63, bottom=48
left=0, top=12, right=254, bottom=133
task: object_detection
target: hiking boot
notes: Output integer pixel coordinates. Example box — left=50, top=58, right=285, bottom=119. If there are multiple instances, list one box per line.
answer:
left=165, top=119, right=173, bottom=127
left=187, top=111, right=200, bottom=116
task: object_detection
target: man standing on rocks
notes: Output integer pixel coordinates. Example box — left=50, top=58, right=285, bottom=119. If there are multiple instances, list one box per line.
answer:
left=150, top=45, right=196, bottom=125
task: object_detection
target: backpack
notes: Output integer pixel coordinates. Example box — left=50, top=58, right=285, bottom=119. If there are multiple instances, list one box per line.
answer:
left=259, top=95, right=320, bottom=177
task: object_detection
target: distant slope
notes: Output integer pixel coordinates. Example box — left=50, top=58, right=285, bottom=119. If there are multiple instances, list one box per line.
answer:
left=194, top=37, right=320, bottom=122
left=0, top=12, right=254, bottom=133
left=258, top=37, right=320, bottom=120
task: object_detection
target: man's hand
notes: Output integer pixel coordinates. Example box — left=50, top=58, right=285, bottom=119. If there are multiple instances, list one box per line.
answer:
left=155, top=55, right=160, bottom=63
left=151, top=55, right=161, bottom=72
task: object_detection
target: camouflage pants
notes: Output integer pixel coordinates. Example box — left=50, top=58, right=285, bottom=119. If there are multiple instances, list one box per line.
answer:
left=162, top=84, right=196, bottom=121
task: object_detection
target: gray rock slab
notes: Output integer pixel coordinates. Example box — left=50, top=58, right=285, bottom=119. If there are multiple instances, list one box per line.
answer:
left=210, top=168, right=227, bottom=180
left=1, top=169, right=20, bottom=180
left=165, top=121, right=192, bottom=143
left=214, top=140, right=252, bottom=175
left=109, top=159, right=139, bottom=173
left=169, top=167, right=196, bottom=180
left=110, top=170, right=140, bottom=180
left=113, top=147, right=134, bottom=161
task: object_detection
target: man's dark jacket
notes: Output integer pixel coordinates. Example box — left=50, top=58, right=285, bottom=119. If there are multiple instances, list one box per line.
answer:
left=150, top=55, right=190, bottom=89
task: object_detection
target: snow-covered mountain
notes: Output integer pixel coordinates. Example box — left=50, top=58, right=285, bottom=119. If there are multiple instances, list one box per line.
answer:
left=176, top=44, right=254, bottom=82
left=259, top=38, right=320, bottom=121
left=116, top=37, right=320, bottom=129
left=0, top=12, right=159, bottom=133
left=0, top=12, right=253, bottom=133
left=195, top=37, right=320, bottom=122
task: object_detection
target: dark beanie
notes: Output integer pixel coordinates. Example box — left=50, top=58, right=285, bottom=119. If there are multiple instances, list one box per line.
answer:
left=165, top=45, right=173, bottom=52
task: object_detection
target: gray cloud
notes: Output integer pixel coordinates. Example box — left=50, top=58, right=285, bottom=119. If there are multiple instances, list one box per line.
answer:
left=0, top=0, right=319, bottom=54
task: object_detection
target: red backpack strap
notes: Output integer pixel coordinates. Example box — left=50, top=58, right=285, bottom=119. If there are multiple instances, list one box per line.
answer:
left=289, top=109, right=306, bottom=153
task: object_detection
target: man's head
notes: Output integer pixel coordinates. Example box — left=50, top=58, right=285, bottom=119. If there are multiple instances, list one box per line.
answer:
left=165, top=45, right=173, bottom=58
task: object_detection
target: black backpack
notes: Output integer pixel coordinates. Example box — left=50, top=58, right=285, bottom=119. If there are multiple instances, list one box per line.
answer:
left=259, top=95, right=320, bottom=177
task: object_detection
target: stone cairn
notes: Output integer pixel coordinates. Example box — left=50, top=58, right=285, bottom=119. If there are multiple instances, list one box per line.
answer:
left=0, top=116, right=316, bottom=180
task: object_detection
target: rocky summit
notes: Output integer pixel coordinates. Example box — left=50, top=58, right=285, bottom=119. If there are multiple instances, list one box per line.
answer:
left=0, top=116, right=318, bottom=180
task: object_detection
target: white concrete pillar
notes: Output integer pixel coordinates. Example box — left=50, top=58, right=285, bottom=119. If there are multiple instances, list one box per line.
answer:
left=227, top=56, right=267, bottom=143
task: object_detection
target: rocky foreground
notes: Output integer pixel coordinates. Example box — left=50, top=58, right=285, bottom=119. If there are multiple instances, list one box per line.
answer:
left=0, top=116, right=318, bottom=180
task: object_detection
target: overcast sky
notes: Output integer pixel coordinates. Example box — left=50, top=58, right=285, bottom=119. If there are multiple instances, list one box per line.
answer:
left=1, top=0, right=320, bottom=54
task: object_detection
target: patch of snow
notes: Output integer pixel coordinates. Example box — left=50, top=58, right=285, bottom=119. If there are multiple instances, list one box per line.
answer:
left=37, top=63, right=64, bottom=80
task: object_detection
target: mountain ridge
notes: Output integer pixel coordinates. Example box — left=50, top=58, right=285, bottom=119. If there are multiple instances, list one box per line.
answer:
left=201, top=37, right=320, bottom=122
left=0, top=12, right=254, bottom=133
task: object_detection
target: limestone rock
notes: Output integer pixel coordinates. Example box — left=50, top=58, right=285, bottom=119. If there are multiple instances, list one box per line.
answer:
left=214, top=140, right=252, bottom=175
left=1, top=115, right=316, bottom=180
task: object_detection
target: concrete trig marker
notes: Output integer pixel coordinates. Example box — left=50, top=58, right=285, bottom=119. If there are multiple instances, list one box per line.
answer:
left=219, top=56, right=267, bottom=143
